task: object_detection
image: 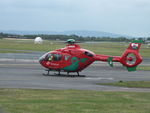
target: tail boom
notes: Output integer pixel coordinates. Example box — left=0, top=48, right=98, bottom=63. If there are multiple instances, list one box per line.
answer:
left=94, top=40, right=143, bottom=71
left=94, top=54, right=120, bottom=62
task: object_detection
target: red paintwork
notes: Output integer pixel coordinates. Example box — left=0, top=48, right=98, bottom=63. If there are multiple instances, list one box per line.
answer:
left=39, top=44, right=95, bottom=72
left=120, top=43, right=142, bottom=67
left=39, top=42, right=142, bottom=72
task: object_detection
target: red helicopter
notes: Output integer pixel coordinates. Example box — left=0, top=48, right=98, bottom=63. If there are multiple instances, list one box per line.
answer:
left=39, top=39, right=142, bottom=76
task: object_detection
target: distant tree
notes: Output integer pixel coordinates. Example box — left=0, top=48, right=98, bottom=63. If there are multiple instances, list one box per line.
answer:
left=147, top=37, right=150, bottom=40
left=138, top=38, right=143, bottom=40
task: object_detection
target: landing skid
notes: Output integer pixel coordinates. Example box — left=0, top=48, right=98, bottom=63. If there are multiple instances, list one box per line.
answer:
left=43, top=69, right=85, bottom=77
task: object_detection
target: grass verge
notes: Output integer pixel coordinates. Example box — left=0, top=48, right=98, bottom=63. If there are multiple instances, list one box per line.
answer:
left=137, top=66, right=150, bottom=71
left=98, top=81, right=150, bottom=88
left=0, top=89, right=150, bottom=113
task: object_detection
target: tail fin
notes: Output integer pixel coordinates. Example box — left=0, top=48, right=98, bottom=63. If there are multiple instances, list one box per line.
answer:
left=120, top=40, right=143, bottom=71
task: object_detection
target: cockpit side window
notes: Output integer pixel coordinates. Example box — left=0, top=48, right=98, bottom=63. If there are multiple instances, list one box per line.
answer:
left=64, top=55, right=70, bottom=61
left=45, top=54, right=52, bottom=61
left=53, top=54, right=62, bottom=61
left=84, top=51, right=93, bottom=57
left=45, top=54, right=62, bottom=61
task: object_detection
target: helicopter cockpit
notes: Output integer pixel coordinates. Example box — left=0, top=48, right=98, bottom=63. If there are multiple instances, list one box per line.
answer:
left=45, top=54, right=62, bottom=61
left=39, top=52, right=62, bottom=62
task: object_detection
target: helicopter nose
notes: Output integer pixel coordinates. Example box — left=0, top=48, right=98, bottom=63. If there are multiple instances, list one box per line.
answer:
left=39, top=56, right=45, bottom=63
left=39, top=52, right=49, bottom=63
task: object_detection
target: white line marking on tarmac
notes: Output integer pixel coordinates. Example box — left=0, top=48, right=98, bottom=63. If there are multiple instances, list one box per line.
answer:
left=85, top=77, right=114, bottom=80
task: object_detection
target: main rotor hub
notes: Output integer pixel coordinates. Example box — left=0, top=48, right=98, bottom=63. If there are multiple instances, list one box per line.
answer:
left=67, top=39, right=75, bottom=44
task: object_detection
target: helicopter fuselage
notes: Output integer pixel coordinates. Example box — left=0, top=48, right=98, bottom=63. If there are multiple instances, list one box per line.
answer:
left=39, top=44, right=96, bottom=72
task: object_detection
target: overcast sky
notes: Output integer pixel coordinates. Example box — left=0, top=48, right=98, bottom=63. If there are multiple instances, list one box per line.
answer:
left=0, top=0, right=150, bottom=37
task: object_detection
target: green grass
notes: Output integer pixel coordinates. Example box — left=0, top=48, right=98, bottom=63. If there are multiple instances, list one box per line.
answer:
left=98, top=81, right=150, bottom=88
left=0, top=38, right=150, bottom=57
left=0, top=39, right=65, bottom=52
left=0, top=89, right=150, bottom=113
left=137, top=66, right=150, bottom=71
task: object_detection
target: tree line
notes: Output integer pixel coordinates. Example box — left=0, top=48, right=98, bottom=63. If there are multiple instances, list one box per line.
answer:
left=0, top=32, right=148, bottom=42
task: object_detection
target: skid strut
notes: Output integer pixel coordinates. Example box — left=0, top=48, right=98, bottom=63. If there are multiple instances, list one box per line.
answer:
left=43, top=69, right=50, bottom=76
left=43, top=70, right=82, bottom=77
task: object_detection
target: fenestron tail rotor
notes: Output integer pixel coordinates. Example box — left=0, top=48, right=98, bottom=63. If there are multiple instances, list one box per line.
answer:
left=120, top=40, right=143, bottom=71
left=126, top=53, right=137, bottom=66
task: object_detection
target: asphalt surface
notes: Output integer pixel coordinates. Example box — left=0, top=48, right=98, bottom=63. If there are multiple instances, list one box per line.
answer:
left=0, top=59, right=150, bottom=92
